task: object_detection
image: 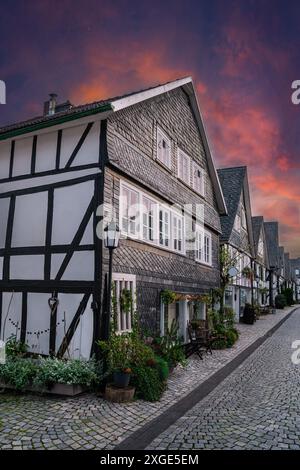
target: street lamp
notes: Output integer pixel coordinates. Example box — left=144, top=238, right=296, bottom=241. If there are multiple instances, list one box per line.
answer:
left=103, top=221, right=120, bottom=340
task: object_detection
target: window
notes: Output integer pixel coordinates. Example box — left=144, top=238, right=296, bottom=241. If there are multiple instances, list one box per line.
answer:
left=195, top=227, right=212, bottom=266
left=112, top=273, right=136, bottom=333
left=195, top=230, right=202, bottom=262
left=142, top=196, right=155, bottom=242
left=204, top=233, right=211, bottom=264
left=121, top=186, right=139, bottom=237
left=193, top=163, right=205, bottom=196
left=177, top=149, right=190, bottom=185
left=241, top=204, right=246, bottom=229
left=159, top=207, right=170, bottom=248
left=157, top=127, right=171, bottom=169
left=234, top=212, right=241, bottom=232
left=120, top=181, right=186, bottom=255
left=172, top=213, right=183, bottom=253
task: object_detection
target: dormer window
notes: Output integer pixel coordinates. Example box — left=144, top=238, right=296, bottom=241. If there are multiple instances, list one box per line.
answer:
left=157, top=126, right=171, bottom=169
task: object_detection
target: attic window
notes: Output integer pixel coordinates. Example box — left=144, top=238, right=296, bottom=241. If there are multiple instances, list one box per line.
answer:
left=157, top=126, right=171, bottom=169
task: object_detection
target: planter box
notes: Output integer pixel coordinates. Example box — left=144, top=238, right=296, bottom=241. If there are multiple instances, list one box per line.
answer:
left=0, top=381, right=87, bottom=396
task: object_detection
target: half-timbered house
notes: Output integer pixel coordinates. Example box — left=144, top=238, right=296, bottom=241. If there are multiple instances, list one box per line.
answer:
left=217, top=166, right=255, bottom=321
left=251, top=216, right=270, bottom=306
left=0, top=77, right=227, bottom=357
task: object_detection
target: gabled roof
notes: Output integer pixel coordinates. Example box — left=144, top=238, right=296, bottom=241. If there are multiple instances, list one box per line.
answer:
left=252, top=216, right=269, bottom=267
left=217, top=166, right=254, bottom=254
left=264, top=222, right=279, bottom=269
left=0, top=76, right=227, bottom=215
left=217, top=167, right=246, bottom=241
left=252, top=216, right=264, bottom=250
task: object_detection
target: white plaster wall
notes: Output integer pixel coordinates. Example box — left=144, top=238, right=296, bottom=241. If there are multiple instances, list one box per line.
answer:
left=10, top=255, right=44, bottom=279
left=51, top=180, right=94, bottom=245
left=0, top=198, right=10, bottom=248
left=26, top=293, right=51, bottom=355
left=1, top=292, right=22, bottom=341
left=13, top=136, right=33, bottom=177
left=35, top=131, right=57, bottom=173
left=11, top=192, right=48, bottom=247
left=59, top=124, right=86, bottom=168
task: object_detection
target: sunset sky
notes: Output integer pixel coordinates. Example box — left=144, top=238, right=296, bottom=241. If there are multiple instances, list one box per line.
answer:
left=1, top=0, right=300, bottom=256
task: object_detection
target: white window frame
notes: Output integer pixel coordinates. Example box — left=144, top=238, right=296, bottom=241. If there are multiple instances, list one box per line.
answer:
left=156, top=126, right=171, bottom=169
left=172, top=211, right=184, bottom=253
left=120, top=180, right=185, bottom=255
left=195, top=226, right=212, bottom=266
left=177, top=149, right=191, bottom=185
left=159, top=206, right=170, bottom=249
left=112, top=273, right=136, bottom=333
left=192, top=162, right=205, bottom=196
left=120, top=185, right=140, bottom=238
left=141, top=195, right=156, bottom=243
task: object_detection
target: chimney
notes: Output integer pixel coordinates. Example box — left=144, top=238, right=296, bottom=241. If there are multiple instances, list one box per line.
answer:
left=44, top=93, right=57, bottom=116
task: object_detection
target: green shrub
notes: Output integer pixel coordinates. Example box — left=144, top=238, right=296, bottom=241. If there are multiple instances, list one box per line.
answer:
left=212, top=338, right=227, bottom=350
left=97, top=332, right=155, bottom=373
left=223, top=307, right=235, bottom=328
left=154, top=356, right=169, bottom=381
left=5, top=336, right=28, bottom=358
left=275, top=294, right=287, bottom=309
left=153, top=320, right=186, bottom=368
left=225, top=329, right=238, bottom=347
left=0, top=358, right=38, bottom=391
left=282, top=288, right=294, bottom=306
left=33, top=358, right=99, bottom=388
left=0, top=357, right=101, bottom=391
left=133, top=366, right=165, bottom=401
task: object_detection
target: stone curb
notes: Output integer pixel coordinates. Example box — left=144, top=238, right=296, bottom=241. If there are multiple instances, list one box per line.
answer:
left=115, top=307, right=299, bottom=450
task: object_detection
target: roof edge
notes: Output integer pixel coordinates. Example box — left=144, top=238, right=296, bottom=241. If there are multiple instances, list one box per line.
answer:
left=0, top=103, right=113, bottom=141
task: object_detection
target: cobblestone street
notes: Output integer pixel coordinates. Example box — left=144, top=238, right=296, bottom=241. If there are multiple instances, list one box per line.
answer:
left=0, top=307, right=296, bottom=450
left=149, top=308, right=300, bottom=450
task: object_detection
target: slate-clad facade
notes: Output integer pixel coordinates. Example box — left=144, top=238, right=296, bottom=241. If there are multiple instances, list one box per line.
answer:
left=0, top=77, right=227, bottom=354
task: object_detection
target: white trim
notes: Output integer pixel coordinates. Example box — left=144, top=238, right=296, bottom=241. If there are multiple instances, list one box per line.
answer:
left=111, top=77, right=193, bottom=112
left=112, top=273, right=136, bottom=334
left=194, top=224, right=212, bottom=267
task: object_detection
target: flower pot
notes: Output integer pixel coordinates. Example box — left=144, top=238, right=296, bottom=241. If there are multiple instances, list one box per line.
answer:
left=113, top=371, right=131, bottom=388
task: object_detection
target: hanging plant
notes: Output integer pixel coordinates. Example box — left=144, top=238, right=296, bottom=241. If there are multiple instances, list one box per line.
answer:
left=161, top=289, right=176, bottom=305
left=198, top=293, right=211, bottom=305
left=120, top=288, right=133, bottom=314
left=242, top=266, right=253, bottom=280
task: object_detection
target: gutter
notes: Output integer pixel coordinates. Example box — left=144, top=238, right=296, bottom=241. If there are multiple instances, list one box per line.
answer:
left=0, top=103, right=113, bottom=141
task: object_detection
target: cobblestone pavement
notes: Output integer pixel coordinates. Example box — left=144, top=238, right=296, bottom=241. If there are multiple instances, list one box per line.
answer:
left=0, top=307, right=295, bottom=450
left=149, top=308, right=300, bottom=450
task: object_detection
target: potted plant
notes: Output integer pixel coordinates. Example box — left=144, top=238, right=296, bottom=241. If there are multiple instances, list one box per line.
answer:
left=113, top=367, right=132, bottom=388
